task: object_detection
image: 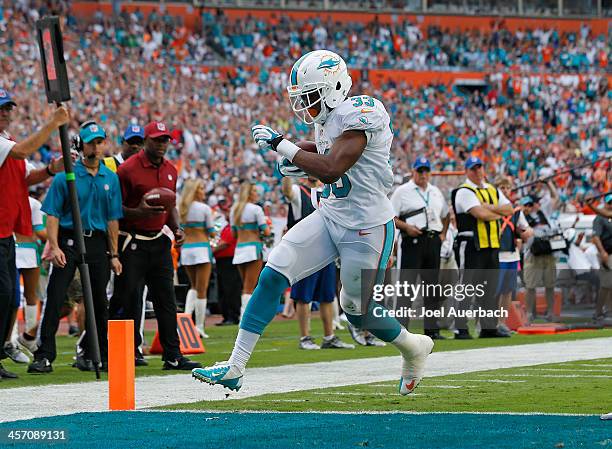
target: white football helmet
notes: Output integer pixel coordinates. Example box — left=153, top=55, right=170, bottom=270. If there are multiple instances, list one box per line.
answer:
left=286, top=50, right=352, bottom=125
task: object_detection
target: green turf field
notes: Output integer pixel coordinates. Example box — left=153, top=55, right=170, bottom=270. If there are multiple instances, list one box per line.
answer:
left=1, top=318, right=610, bottom=389
left=162, top=358, right=612, bottom=414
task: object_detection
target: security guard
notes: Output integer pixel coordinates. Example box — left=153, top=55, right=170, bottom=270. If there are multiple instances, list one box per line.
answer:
left=28, top=122, right=123, bottom=373
left=103, top=124, right=144, bottom=173
left=391, top=157, right=449, bottom=339
left=451, top=156, right=513, bottom=339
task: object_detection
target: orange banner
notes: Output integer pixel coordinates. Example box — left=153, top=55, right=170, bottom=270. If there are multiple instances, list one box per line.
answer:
left=72, top=2, right=609, bottom=35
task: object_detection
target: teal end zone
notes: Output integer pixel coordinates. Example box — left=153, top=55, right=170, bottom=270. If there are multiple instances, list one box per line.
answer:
left=0, top=412, right=610, bottom=449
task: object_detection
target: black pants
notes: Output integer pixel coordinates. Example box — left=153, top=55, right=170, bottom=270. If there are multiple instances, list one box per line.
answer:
left=110, top=234, right=181, bottom=361
left=35, top=230, right=110, bottom=363
left=453, top=238, right=499, bottom=331
left=400, top=233, right=443, bottom=332
left=109, top=278, right=145, bottom=357
left=216, top=257, right=242, bottom=323
left=0, top=236, right=17, bottom=360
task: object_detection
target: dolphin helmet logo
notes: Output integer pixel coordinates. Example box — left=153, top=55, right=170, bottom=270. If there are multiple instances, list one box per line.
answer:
left=317, top=57, right=341, bottom=70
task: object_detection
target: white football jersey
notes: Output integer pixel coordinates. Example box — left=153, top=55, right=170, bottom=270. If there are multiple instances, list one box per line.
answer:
left=314, top=95, right=395, bottom=229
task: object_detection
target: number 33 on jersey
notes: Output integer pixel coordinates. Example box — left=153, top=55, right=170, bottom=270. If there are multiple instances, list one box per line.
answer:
left=314, top=94, right=395, bottom=230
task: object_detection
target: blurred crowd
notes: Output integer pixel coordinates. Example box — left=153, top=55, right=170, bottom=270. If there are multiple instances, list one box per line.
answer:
left=0, top=0, right=610, bottom=216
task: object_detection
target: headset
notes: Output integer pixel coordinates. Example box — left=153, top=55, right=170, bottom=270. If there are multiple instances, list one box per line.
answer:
left=70, top=119, right=98, bottom=161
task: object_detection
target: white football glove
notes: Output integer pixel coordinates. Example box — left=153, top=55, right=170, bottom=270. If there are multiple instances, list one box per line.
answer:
left=277, top=158, right=306, bottom=178
left=252, top=124, right=282, bottom=152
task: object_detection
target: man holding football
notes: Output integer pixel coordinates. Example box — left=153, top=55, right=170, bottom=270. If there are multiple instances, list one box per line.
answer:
left=193, top=50, right=433, bottom=395
left=109, top=121, right=201, bottom=371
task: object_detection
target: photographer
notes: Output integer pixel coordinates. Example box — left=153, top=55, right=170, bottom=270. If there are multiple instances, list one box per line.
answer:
left=592, top=194, right=612, bottom=322
left=28, top=121, right=122, bottom=374
left=520, top=180, right=562, bottom=322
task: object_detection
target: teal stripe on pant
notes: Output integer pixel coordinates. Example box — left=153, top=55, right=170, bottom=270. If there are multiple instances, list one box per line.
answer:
left=240, top=266, right=289, bottom=335
left=346, top=219, right=401, bottom=342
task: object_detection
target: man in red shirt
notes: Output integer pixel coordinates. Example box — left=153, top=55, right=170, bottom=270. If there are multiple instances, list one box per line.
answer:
left=110, top=121, right=200, bottom=370
left=213, top=199, right=241, bottom=325
left=0, top=88, right=70, bottom=379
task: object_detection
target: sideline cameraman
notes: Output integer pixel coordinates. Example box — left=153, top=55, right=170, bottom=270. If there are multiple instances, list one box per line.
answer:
left=521, top=181, right=561, bottom=322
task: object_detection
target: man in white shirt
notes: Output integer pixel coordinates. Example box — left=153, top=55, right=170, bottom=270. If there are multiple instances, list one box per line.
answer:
left=451, top=156, right=513, bottom=339
left=0, top=88, right=70, bottom=379
left=391, top=157, right=450, bottom=339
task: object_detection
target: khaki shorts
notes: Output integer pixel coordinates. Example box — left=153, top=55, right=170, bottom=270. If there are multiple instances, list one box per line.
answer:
left=600, top=254, right=612, bottom=289
left=524, top=253, right=556, bottom=289
left=64, top=269, right=84, bottom=309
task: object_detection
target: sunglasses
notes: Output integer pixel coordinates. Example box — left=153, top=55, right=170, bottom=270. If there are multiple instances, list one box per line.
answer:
left=416, top=167, right=430, bottom=174
left=468, top=165, right=483, bottom=170
left=523, top=203, right=534, bottom=207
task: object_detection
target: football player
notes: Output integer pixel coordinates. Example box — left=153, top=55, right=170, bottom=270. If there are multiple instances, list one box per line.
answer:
left=193, top=50, right=433, bottom=395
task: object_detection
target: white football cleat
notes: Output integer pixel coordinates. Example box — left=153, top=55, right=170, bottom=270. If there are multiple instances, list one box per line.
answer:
left=192, top=361, right=244, bottom=391
left=399, top=334, right=434, bottom=395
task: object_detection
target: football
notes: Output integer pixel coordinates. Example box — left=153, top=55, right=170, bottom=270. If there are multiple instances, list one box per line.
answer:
left=295, top=140, right=317, bottom=153
left=143, top=187, right=176, bottom=210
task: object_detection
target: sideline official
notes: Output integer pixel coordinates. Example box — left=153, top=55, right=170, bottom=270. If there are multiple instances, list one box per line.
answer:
left=28, top=121, right=122, bottom=373
left=451, top=157, right=513, bottom=339
left=391, top=157, right=449, bottom=339
left=110, top=121, right=200, bottom=371
left=0, top=89, right=70, bottom=379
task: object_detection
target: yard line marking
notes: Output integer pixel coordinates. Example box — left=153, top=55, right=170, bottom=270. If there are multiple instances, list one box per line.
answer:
left=365, top=384, right=466, bottom=389
left=437, top=379, right=528, bottom=384
left=519, top=368, right=611, bottom=373
left=565, top=364, right=612, bottom=367
left=477, top=373, right=612, bottom=378
left=1, top=337, right=610, bottom=423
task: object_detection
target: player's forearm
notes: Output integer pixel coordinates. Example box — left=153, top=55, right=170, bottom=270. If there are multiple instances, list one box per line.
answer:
left=46, top=216, right=60, bottom=249
left=592, top=236, right=607, bottom=255
left=441, top=214, right=450, bottom=237
left=107, top=220, right=119, bottom=255
left=281, top=177, right=293, bottom=199
left=469, top=206, right=503, bottom=222
left=26, top=167, right=53, bottom=186
left=10, top=120, right=59, bottom=160
left=166, top=208, right=181, bottom=232
left=483, top=203, right=513, bottom=216
left=292, top=151, right=341, bottom=184
left=393, top=217, right=411, bottom=233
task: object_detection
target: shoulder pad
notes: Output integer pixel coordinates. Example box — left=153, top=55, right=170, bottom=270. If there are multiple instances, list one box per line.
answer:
left=335, top=96, right=389, bottom=133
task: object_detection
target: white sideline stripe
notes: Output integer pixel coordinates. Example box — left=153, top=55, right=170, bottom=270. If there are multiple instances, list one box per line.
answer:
left=142, top=409, right=600, bottom=417
left=1, top=337, right=610, bottom=423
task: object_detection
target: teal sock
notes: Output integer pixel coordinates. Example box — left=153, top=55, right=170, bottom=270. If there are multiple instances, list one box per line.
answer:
left=240, top=267, right=289, bottom=335
left=345, top=301, right=402, bottom=342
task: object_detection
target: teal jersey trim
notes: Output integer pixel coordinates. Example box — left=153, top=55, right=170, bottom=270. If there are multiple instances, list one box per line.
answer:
left=182, top=242, right=211, bottom=249
left=237, top=241, right=263, bottom=259
left=236, top=241, right=263, bottom=249
left=234, top=222, right=259, bottom=231
left=375, top=220, right=395, bottom=285
left=183, top=222, right=205, bottom=229
left=15, top=242, right=39, bottom=250
left=33, top=224, right=45, bottom=232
